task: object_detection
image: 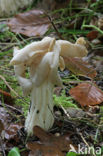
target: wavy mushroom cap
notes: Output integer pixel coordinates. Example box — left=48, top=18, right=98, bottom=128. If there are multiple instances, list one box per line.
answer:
left=30, top=42, right=62, bottom=87
left=10, top=37, right=62, bottom=95
left=56, top=37, right=88, bottom=58
left=10, top=37, right=55, bottom=66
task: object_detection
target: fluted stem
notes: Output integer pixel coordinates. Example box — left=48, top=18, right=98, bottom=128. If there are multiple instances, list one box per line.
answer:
left=25, top=80, right=54, bottom=135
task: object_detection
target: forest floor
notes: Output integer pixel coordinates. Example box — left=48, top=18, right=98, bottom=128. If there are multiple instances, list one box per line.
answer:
left=0, top=0, right=103, bottom=156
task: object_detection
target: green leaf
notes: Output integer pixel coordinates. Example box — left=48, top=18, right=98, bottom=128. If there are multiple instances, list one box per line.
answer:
left=66, top=152, right=78, bottom=156
left=8, top=147, right=20, bottom=156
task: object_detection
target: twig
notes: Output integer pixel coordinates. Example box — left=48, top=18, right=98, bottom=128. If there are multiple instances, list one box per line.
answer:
left=45, top=13, right=64, bottom=40
left=0, top=75, right=18, bottom=97
left=0, top=103, right=23, bottom=115
left=60, top=105, right=71, bottom=119
left=0, top=75, right=29, bottom=105
left=76, top=128, right=96, bottom=156
left=63, top=80, right=92, bottom=84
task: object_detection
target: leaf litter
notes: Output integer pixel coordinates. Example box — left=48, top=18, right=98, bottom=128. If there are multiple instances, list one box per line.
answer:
left=8, top=10, right=51, bottom=37
left=70, top=82, right=103, bottom=106
left=27, top=126, right=73, bottom=156
left=63, top=57, right=97, bottom=79
left=1, top=1, right=103, bottom=156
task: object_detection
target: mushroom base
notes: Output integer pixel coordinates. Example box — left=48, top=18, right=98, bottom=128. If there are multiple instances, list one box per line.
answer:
left=25, top=80, right=54, bottom=135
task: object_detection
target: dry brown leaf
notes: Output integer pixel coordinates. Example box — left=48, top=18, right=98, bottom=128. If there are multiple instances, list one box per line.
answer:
left=0, top=89, right=14, bottom=105
left=64, top=57, right=97, bottom=79
left=87, top=30, right=98, bottom=40
left=70, top=82, right=103, bottom=106
left=28, top=143, right=64, bottom=156
left=5, top=123, right=22, bottom=140
left=33, top=126, right=71, bottom=151
left=8, top=10, right=51, bottom=37
left=27, top=126, right=72, bottom=156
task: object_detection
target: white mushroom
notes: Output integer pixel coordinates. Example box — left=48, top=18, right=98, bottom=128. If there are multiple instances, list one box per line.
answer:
left=11, top=37, right=55, bottom=66
left=13, top=47, right=32, bottom=96
left=10, top=36, right=88, bottom=135
left=10, top=37, right=62, bottom=135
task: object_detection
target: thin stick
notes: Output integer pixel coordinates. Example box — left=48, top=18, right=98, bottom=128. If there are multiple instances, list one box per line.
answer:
left=60, top=105, right=71, bottom=119
left=0, top=103, right=23, bottom=114
left=45, top=13, right=64, bottom=40
left=0, top=75, right=29, bottom=105
left=0, top=75, right=18, bottom=97
left=76, top=128, right=96, bottom=156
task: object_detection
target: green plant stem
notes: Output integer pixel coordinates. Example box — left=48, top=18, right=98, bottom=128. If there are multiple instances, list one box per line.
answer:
left=82, top=24, right=103, bottom=34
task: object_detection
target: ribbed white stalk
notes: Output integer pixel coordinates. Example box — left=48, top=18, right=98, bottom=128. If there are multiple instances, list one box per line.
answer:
left=25, top=80, right=54, bottom=135
left=0, top=0, right=33, bottom=17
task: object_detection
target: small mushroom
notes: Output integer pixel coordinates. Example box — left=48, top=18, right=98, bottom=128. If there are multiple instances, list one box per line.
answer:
left=10, top=37, right=62, bottom=135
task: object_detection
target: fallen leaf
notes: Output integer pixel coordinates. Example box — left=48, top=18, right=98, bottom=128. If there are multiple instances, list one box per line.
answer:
left=8, top=147, right=20, bottom=156
left=8, top=10, right=51, bottom=37
left=5, top=123, right=22, bottom=140
left=0, top=89, right=14, bottom=105
left=64, top=57, right=97, bottom=79
left=34, top=126, right=71, bottom=151
left=27, top=126, right=72, bottom=156
left=70, top=82, right=103, bottom=106
left=87, top=30, right=98, bottom=40
left=28, top=143, right=64, bottom=156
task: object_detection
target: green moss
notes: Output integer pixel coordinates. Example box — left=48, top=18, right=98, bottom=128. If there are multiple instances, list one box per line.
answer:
left=15, top=97, right=29, bottom=117
left=53, top=90, right=77, bottom=108
left=62, top=74, right=81, bottom=84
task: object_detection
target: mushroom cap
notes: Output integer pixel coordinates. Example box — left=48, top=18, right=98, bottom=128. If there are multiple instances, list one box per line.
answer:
left=10, top=37, right=62, bottom=95
left=76, top=37, right=86, bottom=45
left=10, top=37, right=55, bottom=66
left=10, top=36, right=88, bottom=95
left=56, top=37, right=88, bottom=58
left=31, top=42, right=62, bottom=87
